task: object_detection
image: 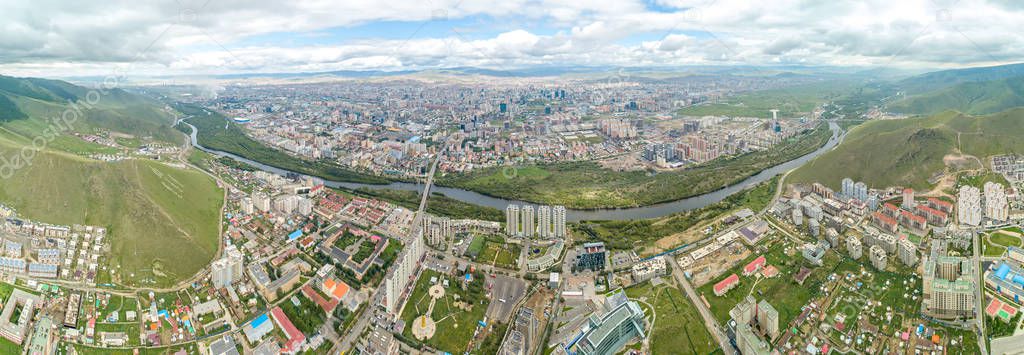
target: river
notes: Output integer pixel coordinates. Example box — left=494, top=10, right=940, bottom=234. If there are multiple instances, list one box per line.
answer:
left=184, top=121, right=843, bottom=222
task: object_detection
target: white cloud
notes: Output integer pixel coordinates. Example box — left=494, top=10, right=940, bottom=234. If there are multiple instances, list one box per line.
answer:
left=1, top=0, right=1023, bottom=77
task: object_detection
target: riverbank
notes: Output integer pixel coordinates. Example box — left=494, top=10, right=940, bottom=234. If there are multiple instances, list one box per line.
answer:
left=184, top=112, right=843, bottom=221
left=437, top=122, right=833, bottom=209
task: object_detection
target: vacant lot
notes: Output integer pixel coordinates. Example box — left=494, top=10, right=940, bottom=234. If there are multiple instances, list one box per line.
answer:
left=625, top=281, right=717, bottom=354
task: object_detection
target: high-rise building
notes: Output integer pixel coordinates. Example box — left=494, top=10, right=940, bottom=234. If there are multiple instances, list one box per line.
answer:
left=506, top=205, right=520, bottom=237
left=384, top=233, right=425, bottom=315
left=984, top=181, right=1009, bottom=222
left=846, top=236, right=862, bottom=260
left=841, top=178, right=854, bottom=199
left=869, top=245, right=887, bottom=270
left=569, top=297, right=646, bottom=355
left=854, top=181, right=868, bottom=202
left=735, top=323, right=770, bottom=355
left=253, top=193, right=272, bottom=213
left=212, top=244, right=244, bottom=288
left=521, top=205, right=535, bottom=238
left=902, top=188, right=915, bottom=210
left=553, top=206, right=567, bottom=238
left=957, top=186, right=982, bottom=226
left=922, top=249, right=976, bottom=320
left=898, top=239, right=918, bottom=266
left=537, top=205, right=552, bottom=238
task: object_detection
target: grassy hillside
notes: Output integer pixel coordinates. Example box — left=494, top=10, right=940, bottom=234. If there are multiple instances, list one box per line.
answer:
left=888, top=77, right=1024, bottom=115
left=789, top=108, right=1024, bottom=190
left=439, top=123, right=831, bottom=209
left=174, top=102, right=391, bottom=184
left=0, top=75, right=180, bottom=142
left=0, top=77, right=223, bottom=287
left=0, top=134, right=222, bottom=287
left=896, top=62, right=1024, bottom=94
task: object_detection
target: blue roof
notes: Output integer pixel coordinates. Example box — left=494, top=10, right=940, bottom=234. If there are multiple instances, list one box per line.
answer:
left=251, top=314, right=269, bottom=328
left=288, top=230, right=303, bottom=241
left=997, top=263, right=1012, bottom=279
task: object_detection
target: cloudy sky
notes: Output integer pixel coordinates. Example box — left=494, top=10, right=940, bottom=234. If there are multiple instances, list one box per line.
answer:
left=1, top=0, right=1021, bottom=77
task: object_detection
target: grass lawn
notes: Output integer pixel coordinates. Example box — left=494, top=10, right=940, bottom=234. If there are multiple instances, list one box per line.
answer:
left=400, top=269, right=489, bottom=354
left=94, top=322, right=142, bottom=347
left=477, top=236, right=521, bottom=270
left=984, top=237, right=1008, bottom=257
left=464, top=234, right=487, bottom=258
left=990, top=232, right=1022, bottom=247
left=626, top=281, right=718, bottom=354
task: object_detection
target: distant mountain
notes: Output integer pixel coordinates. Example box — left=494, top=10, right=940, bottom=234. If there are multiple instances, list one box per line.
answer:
left=888, top=76, right=1024, bottom=115
left=896, top=62, right=1024, bottom=94
left=0, top=75, right=180, bottom=143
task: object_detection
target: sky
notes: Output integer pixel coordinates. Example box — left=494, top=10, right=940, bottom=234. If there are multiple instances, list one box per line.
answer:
left=0, top=0, right=1022, bottom=77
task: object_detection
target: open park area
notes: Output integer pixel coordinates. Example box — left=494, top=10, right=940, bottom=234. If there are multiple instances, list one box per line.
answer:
left=399, top=269, right=490, bottom=354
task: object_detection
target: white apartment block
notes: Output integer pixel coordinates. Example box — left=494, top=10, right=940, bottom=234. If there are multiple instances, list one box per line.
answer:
left=537, top=206, right=552, bottom=238
left=506, top=205, right=520, bottom=237
left=553, top=206, right=567, bottom=238
left=984, top=181, right=1009, bottom=222
left=521, top=206, right=535, bottom=238
left=957, top=186, right=982, bottom=226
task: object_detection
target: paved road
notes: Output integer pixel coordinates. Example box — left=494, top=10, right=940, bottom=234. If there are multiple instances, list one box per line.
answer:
left=668, top=256, right=736, bottom=355
left=337, top=146, right=445, bottom=353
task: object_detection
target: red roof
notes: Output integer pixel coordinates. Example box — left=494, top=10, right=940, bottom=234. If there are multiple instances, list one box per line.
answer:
left=901, top=210, right=927, bottom=224
left=873, top=212, right=898, bottom=226
left=883, top=203, right=900, bottom=212
left=713, top=274, right=740, bottom=294
left=744, top=256, right=766, bottom=274
left=916, top=205, right=948, bottom=219
left=271, top=306, right=306, bottom=352
left=928, top=197, right=953, bottom=208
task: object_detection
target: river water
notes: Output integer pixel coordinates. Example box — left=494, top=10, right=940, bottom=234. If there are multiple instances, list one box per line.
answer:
left=184, top=121, right=843, bottom=222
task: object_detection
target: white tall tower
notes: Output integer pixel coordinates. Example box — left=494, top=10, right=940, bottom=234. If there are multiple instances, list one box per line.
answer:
left=522, top=205, right=535, bottom=238
left=506, top=205, right=520, bottom=237
left=537, top=206, right=552, bottom=239
left=553, top=206, right=567, bottom=238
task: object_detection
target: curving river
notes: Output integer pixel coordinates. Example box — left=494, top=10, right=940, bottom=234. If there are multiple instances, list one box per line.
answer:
left=184, top=121, right=843, bottom=222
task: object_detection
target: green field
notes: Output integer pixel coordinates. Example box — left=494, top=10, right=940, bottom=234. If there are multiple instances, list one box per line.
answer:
left=790, top=108, right=1024, bottom=190
left=0, top=133, right=223, bottom=287
left=399, top=269, right=489, bottom=354
left=625, top=281, right=717, bottom=354
left=440, top=124, right=828, bottom=209
left=676, top=81, right=857, bottom=118
left=574, top=176, right=777, bottom=250
left=476, top=236, right=521, bottom=270
left=174, top=102, right=390, bottom=184
left=990, top=232, right=1022, bottom=248
left=958, top=172, right=1010, bottom=189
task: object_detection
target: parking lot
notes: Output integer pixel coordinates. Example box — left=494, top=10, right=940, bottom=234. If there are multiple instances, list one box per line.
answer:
left=486, top=275, right=528, bottom=323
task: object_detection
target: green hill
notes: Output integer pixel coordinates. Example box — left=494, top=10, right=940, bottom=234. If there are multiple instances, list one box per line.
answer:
left=789, top=108, right=1024, bottom=190
left=0, top=75, right=181, bottom=143
left=888, top=76, right=1024, bottom=115
left=896, top=62, right=1024, bottom=94
left=0, top=77, right=223, bottom=287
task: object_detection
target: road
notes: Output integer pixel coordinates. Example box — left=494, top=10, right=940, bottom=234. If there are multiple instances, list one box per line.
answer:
left=972, top=227, right=988, bottom=355
left=337, top=145, right=445, bottom=353
left=668, top=256, right=736, bottom=355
